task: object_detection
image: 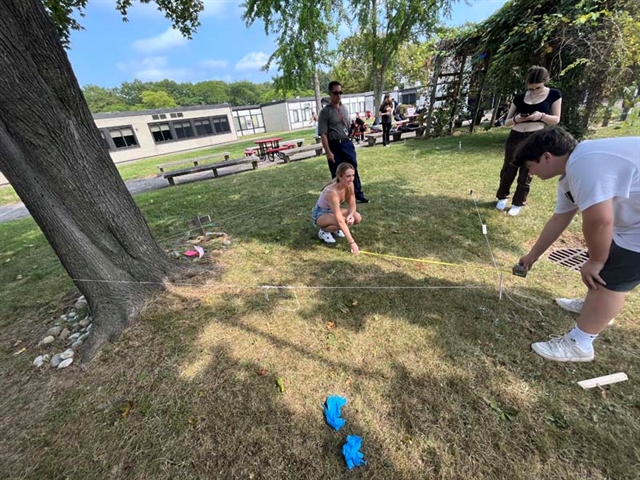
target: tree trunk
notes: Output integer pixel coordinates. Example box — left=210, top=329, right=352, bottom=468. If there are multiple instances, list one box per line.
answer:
left=0, top=0, right=183, bottom=360
left=602, top=97, right=615, bottom=127
left=313, top=69, right=322, bottom=114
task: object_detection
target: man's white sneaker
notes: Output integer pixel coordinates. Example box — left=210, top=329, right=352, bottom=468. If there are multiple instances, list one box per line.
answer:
left=318, top=229, right=336, bottom=244
left=531, top=334, right=594, bottom=362
left=508, top=205, right=522, bottom=216
left=555, top=298, right=584, bottom=314
left=496, top=199, right=508, bottom=211
left=333, top=230, right=346, bottom=238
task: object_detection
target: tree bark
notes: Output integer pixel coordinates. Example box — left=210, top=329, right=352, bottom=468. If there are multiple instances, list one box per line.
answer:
left=0, top=0, right=182, bottom=360
left=313, top=69, right=322, bottom=114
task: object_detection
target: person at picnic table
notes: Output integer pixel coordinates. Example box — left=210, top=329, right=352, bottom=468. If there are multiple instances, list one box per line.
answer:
left=495, top=66, right=562, bottom=216
left=318, top=80, right=369, bottom=203
left=312, top=162, right=362, bottom=253
left=354, top=112, right=367, bottom=142
left=379, top=95, right=393, bottom=147
left=514, top=127, right=640, bottom=362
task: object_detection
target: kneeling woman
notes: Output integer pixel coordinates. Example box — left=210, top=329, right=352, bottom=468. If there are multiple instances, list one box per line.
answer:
left=312, top=163, right=362, bottom=254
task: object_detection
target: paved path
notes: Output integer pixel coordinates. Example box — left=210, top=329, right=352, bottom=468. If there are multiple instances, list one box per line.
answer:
left=0, top=147, right=347, bottom=224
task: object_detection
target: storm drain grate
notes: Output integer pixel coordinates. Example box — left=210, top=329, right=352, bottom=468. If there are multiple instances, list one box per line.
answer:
left=548, top=248, right=588, bottom=271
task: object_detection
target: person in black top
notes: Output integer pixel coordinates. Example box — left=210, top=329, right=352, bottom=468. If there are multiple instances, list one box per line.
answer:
left=495, top=66, right=562, bottom=216
left=379, top=96, right=393, bottom=147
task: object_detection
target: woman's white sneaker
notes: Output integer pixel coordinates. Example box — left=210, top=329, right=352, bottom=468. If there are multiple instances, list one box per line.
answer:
left=496, top=199, right=508, bottom=211
left=318, top=229, right=336, bottom=244
left=555, top=298, right=584, bottom=314
left=333, top=230, right=346, bottom=238
left=508, top=205, right=522, bottom=216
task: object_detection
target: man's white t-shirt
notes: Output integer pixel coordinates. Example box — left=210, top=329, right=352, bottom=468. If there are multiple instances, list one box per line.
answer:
left=554, top=137, right=640, bottom=252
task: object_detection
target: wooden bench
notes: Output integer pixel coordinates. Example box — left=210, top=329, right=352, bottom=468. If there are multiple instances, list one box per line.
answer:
left=281, top=143, right=324, bottom=163
left=365, top=132, right=383, bottom=147
left=163, top=157, right=258, bottom=185
left=392, top=126, right=426, bottom=142
left=157, top=152, right=231, bottom=173
left=265, top=144, right=295, bottom=161
left=281, top=138, right=305, bottom=148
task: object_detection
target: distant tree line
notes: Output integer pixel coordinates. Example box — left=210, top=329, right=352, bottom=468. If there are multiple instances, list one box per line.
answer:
left=82, top=79, right=318, bottom=113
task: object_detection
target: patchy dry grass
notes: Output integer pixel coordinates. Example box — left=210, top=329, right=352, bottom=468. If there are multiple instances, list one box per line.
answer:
left=1, top=126, right=639, bottom=479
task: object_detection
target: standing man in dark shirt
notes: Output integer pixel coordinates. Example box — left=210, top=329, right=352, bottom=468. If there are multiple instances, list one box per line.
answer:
left=318, top=81, right=369, bottom=203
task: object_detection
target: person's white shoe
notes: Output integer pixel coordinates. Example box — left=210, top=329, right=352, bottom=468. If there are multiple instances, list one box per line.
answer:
left=508, top=205, right=522, bottom=216
left=496, top=199, right=508, bottom=211
left=532, top=334, right=595, bottom=362
left=333, top=230, right=346, bottom=238
left=318, top=229, right=336, bottom=244
left=555, top=298, right=584, bottom=314
left=554, top=298, right=614, bottom=324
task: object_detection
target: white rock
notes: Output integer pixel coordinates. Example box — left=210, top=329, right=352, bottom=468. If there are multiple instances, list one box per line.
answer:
left=86, top=324, right=92, bottom=331
left=68, top=332, right=81, bottom=341
left=59, top=315, right=66, bottom=321
left=50, top=354, right=62, bottom=367
left=57, top=358, right=73, bottom=369
left=78, top=319, right=90, bottom=327
left=47, top=326, right=62, bottom=337
left=223, top=240, right=231, bottom=246
left=59, top=328, right=70, bottom=340
left=60, top=349, right=75, bottom=360
left=77, top=333, right=89, bottom=342
left=33, top=355, right=45, bottom=367
left=71, top=340, right=83, bottom=349
left=41, top=335, right=55, bottom=345
left=74, top=298, right=88, bottom=309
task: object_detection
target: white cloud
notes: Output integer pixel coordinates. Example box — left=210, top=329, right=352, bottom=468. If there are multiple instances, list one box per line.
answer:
left=235, top=52, right=270, bottom=71
left=132, top=28, right=188, bottom=53
left=117, top=56, right=191, bottom=82
left=199, top=59, right=230, bottom=69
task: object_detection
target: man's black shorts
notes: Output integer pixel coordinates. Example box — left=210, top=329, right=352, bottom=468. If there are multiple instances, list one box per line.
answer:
left=600, top=241, right=640, bottom=292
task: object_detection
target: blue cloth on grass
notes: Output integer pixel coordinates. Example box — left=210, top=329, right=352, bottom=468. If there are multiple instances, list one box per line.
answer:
left=342, top=435, right=366, bottom=469
left=324, top=395, right=347, bottom=430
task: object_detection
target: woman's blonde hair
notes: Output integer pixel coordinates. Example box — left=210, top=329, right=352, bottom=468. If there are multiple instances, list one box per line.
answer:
left=322, top=162, right=354, bottom=203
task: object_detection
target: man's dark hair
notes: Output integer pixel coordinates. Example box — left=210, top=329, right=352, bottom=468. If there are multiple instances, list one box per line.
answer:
left=513, top=126, right=578, bottom=167
left=328, top=81, right=341, bottom=93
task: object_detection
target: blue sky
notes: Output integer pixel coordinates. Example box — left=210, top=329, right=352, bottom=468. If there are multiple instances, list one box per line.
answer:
left=68, top=0, right=508, bottom=88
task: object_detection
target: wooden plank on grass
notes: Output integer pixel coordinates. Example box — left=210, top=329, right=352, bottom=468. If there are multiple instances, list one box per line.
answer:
left=577, top=372, right=628, bottom=389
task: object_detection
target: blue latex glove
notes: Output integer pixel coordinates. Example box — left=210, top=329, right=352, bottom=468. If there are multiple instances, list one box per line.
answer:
left=342, top=435, right=366, bottom=469
left=324, top=395, right=347, bottom=430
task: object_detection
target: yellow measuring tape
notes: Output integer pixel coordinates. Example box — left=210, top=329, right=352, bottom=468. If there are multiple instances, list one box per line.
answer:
left=359, top=250, right=512, bottom=275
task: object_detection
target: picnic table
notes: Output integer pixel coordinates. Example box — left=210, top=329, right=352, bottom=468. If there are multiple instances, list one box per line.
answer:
left=265, top=144, right=295, bottom=161
left=254, top=137, right=282, bottom=161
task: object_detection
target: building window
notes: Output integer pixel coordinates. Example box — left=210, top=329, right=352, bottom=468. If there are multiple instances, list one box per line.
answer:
left=233, top=117, right=241, bottom=132
left=159, top=114, right=167, bottom=119
left=177, top=113, right=184, bottom=118
left=109, top=126, right=138, bottom=149
left=212, top=115, right=231, bottom=134
left=194, top=118, right=214, bottom=136
left=152, top=114, right=160, bottom=120
left=251, top=114, right=263, bottom=128
left=150, top=123, right=173, bottom=143
left=174, top=121, right=194, bottom=139
left=170, top=113, right=178, bottom=118
left=291, top=110, right=300, bottom=123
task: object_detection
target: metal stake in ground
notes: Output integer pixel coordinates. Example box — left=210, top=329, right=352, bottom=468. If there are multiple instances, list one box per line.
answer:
left=187, top=215, right=212, bottom=237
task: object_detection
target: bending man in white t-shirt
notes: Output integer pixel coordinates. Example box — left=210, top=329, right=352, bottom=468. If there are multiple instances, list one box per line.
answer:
left=514, top=127, right=640, bottom=362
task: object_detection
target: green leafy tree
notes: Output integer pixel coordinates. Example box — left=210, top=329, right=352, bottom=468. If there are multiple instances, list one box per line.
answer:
left=243, top=0, right=343, bottom=112
left=0, top=0, right=204, bottom=360
left=82, top=84, right=128, bottom=113
left=139, top=89, right=178, bottom=109
left=350, top=0, right=453, bottom=117
left=191, top=80, right=230, bottom=105
left=228, top=81, right=264, bottom=106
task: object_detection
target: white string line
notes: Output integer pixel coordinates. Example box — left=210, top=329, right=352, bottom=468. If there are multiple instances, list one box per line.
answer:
left=155, top=191, right=312, bottom=244
left=470, top=190, right=504, bottom=299
left=71, top=278, right=490, bottom=290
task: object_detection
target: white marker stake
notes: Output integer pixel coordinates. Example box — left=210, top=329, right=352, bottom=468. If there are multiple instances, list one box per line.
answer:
left=577, top=372, right=628, bottom=389
left=482, top=224, right=487, bottom=235
left=458, top=141, right=462, bottom=150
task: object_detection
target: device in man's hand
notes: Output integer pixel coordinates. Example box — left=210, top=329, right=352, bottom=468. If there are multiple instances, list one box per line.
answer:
left=512, top=263, right=528, bottom=278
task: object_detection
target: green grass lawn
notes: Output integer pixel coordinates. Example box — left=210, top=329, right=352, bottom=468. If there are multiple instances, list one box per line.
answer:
left=1, top=126, right=639, bottom=479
